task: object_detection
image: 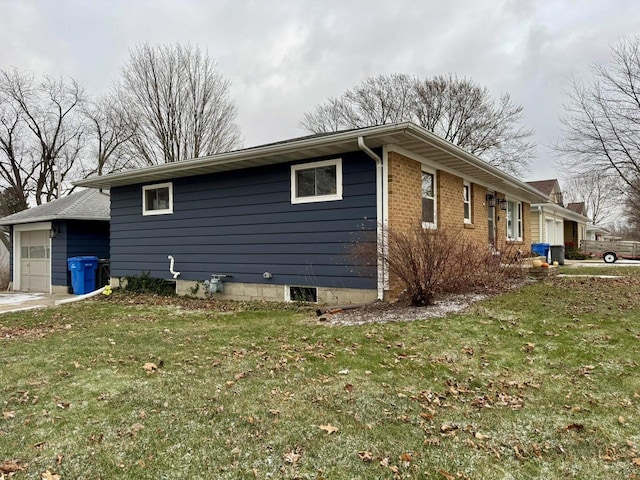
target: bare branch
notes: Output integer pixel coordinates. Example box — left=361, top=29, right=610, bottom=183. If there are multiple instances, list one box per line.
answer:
left=300, top=73, right=534, bottom=175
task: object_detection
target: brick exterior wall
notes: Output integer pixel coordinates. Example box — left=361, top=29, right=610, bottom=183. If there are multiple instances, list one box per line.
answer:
left=387, top=152, right=422, bottom=232
left=386, top=151, right=531, bottom=298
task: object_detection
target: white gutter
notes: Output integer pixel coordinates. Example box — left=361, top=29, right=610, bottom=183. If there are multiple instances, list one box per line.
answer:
left=358, top=136, right=384, bottom=301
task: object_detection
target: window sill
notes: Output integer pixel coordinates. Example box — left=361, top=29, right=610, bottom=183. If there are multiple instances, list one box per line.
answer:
left=506, top=240, right=524, bottom=245
left=463, top=223, right=475, bottom=229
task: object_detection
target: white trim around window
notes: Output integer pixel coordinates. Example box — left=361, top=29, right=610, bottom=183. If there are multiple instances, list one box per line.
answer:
left=142, top=182, right=173, bottom=216
left=291, top=159, right=343, bottom=204
left=421, top=167, right=437, bottom=229
left=506, top=199, right=523, bottom=241
left=463, top=181, right=472, bottom=224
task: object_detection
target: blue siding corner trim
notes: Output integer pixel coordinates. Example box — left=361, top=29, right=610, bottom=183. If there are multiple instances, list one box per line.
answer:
left=110, top=150, right=378, bottom=289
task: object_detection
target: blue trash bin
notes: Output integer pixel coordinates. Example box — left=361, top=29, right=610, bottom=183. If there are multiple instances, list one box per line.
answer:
left=531, top=243, right=550, bottom=259
left=67, top=256, right=99, bottom=294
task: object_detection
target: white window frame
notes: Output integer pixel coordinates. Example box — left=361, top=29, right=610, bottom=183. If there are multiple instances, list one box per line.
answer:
left=463, top=181, right=472, bottom=224
left=506, top=200, right=523, bottom=241
left=291, top=159, right=343, bottom=204
left=142, top=182, right=173, bottom=216
left=421, top=167, right=437, bottom=229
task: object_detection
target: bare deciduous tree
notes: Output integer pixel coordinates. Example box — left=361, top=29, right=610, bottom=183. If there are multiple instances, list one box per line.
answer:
left=301, top=73, right=535, bottom=175
left=81, top=95, right=141, bottom=177
left=561, top=173, right=620, bottom=225
left=115, top=43, right=242, bottom=165
left=0, top=69, right=86, bottom=206
left=557, top=36, right=640, bottom=198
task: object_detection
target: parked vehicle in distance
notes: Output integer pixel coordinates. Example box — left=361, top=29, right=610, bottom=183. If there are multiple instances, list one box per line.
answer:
left=580, top=239, right=640, bottom=263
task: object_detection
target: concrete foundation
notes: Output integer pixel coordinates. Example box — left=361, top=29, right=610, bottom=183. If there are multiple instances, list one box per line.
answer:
left=111, top=277, right=377, bottom=305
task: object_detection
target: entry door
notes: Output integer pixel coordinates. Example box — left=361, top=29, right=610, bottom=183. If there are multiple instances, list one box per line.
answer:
left=19, top=230, right=50, bottom=292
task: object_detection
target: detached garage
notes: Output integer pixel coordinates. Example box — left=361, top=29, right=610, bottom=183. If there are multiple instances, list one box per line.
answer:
left=0, top=189, right=110, bottom=293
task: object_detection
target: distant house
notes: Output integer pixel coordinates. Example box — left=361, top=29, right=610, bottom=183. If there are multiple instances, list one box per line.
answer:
left=526, top=179, right=590, bottom=248
left=0, top=189, right=110, bottom=293
left=586, top=224, right=612, bottom=241
left=76, top=122, right=547, bottom=303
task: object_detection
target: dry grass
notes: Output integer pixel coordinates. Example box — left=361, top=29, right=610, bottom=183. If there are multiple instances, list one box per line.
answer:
left=1, top=270, right=640, bottom=479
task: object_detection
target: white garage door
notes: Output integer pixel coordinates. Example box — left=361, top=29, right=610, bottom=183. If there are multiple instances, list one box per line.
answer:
left=18, top=230, right=50, bottom=292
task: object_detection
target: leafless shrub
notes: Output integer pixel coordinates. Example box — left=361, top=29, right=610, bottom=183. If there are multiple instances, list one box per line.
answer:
left=385, top=227, right=524, bottom=306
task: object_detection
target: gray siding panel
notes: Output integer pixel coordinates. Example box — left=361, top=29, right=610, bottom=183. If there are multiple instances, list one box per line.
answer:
left=110, top=151, right=377, bottom=289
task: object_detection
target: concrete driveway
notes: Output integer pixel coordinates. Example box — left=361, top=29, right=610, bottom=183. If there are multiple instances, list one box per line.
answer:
left=0, top=292, right=75, bottom=314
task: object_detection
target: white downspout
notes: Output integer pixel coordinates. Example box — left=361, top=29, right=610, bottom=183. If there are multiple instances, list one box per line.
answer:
left=358, top=136, right=384, bottom=301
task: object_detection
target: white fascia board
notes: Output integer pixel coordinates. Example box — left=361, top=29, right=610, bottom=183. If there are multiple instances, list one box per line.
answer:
left=530, top=203, right=590, bottom=223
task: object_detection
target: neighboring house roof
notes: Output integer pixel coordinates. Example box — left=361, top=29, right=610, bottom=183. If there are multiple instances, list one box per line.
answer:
left=0, top=189, right=110, bottom=226
left=526, top=179, right=560, bottom=197
left=566, top=202, right=586, bottom=215
left=587, top=224, right=610, bottom=234
left=75, top=122, right=549, bottom=204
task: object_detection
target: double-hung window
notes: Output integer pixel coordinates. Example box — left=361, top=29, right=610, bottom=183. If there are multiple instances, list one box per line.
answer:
left=291, top=159, right=342, bottom=204
left=463, top=181, right=471, bottom=224
left=143, top=182, right=173, bottom=216
left=506, top=200, right=523, bottom=241
left=421, top=169, right=436, bottom=228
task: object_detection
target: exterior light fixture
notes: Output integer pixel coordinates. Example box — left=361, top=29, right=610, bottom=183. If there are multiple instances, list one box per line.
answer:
left=499, top=199, right=508, bottom=211
left=485, top=194, right=498, bottom=208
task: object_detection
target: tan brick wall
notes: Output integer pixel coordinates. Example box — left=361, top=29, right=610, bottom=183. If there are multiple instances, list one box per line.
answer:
left=387, top=151, right=422, bottom=233
left=437, top=171, right=463, bottom=232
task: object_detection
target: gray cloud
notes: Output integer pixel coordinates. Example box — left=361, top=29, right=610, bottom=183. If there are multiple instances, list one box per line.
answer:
left=1, top=0, right=638, bottom=180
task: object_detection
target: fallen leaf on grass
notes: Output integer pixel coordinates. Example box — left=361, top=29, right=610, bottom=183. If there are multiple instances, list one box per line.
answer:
left=439, top=470, right=455, bottom=480
left=440, top=423, right=459, bottom=434
left=474, top=432, right=491, bottom=440
left=578, top=365, right=595, bottom=376
left=1, top=461, right=25, bottom=474
left=143, top=363, right=158, bottom=374
left=619, top=416, right=626, bottom=425
left=283, top=450, right=300, bottom=464
left=357, top=451, right=373, bottom=462
left=344, top=384, right=353, bottom=393
left=2, top=411, right=15, bottom=419
left=41, top=470, right=61, bottom=480
left=318, top=424, right=338, bottom=434
left=632, top=457, right=640, bottom=466
left=565, top=423, right=584, bottom=431
left=400, top=452, right=413, bottom=462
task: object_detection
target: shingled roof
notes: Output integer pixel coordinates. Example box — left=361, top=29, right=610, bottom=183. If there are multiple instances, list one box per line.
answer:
left=525, top=179, right=559, bottom=197
left=0, top=189, right=110, bottom=226
left=566, top=202, right=586, bottom=215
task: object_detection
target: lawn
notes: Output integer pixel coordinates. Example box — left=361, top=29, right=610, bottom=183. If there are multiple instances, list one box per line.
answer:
left=1, top=268, right=640, bottom=479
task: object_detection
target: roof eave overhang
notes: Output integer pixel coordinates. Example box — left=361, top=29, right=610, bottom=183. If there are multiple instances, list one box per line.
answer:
left=74, top=122, right=548, bottom=203
left=0, top=216, right=110, bottom=226
left=530, top=203, right=590, bottom=223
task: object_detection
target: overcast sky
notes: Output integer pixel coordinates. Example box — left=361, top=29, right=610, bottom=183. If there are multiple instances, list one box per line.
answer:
left=1, top=0, right=638, bottom=181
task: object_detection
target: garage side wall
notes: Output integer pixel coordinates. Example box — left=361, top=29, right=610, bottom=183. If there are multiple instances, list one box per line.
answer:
left=51, top=220, right=110, bottom=293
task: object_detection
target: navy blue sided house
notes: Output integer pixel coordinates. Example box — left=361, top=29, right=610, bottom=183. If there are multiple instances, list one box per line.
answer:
left=75, top=123, right=548, bottom=304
